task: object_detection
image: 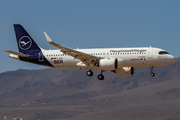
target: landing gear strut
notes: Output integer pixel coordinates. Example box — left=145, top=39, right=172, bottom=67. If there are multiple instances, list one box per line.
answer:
left=150, top=67, right=155, bottom=77
left=97, top=70, right=105, bottom=80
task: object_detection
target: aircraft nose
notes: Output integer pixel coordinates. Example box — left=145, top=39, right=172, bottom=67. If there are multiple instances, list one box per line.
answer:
left=167, top=55, right=175, bottom=64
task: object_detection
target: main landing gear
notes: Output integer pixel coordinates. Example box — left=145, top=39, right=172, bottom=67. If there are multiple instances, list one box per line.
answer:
left=97, top=70, right=105, bottom=80
left=86, top=70, right=93, bottom=76
left=150, top=67, right=155, bottom=77
left=86, top=70, right=105, bottom=80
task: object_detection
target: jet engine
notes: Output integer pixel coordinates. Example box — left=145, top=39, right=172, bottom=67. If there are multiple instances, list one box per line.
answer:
left=99, top=58, right=118, bottom=70
left=113, top=67, right=134, bottom=76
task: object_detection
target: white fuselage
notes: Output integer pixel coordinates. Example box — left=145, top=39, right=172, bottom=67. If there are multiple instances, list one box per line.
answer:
left=42, top=47, right=175, bottom=69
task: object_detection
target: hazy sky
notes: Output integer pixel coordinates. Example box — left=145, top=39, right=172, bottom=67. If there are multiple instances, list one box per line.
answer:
left=0, top=0, right=180, bottom=73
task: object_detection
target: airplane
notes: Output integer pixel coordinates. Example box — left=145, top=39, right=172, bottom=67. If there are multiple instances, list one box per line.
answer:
left=4, top=24, right=175, bottom=80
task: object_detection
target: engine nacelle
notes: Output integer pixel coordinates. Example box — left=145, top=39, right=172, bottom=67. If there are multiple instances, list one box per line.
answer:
left=115, top=67, right=134, bottom=76
left=99, top=58, right=118, bottom=70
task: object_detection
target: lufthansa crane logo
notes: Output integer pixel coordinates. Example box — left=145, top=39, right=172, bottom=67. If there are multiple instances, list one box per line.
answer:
left=19, top=36, right=32, bottom=50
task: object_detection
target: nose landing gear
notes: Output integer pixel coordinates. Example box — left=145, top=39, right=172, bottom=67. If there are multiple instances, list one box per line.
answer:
left=150, top=72, right=155, bottom=77
left=150, top=67, right=155, bottom=77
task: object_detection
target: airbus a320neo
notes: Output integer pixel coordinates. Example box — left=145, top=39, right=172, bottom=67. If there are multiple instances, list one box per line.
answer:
left=4, top=24, right=175, bottom=80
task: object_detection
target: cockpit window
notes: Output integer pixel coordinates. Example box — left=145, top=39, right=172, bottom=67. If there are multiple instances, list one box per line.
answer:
left=159, top=51, right=169, bottom=55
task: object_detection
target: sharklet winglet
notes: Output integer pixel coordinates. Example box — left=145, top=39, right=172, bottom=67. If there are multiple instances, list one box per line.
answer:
left=44, top=32, right=53, bottom=43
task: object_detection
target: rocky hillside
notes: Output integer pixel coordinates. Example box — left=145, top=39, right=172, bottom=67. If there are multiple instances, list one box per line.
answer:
left=0, top=58, right=180, bottom=107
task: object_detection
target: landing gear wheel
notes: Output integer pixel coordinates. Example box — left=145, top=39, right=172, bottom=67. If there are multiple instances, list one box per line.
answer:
left=150, top=72, right=155, bottom=77
left=150, top=66, right=155, bottom=77
left=86, top=70, right=93, bottom=76
left=97, top=74, right=104, bottom=80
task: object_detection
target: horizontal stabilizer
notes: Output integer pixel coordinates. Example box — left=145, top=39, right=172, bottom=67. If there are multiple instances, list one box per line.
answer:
left=4, top=50, right=30, bottom=57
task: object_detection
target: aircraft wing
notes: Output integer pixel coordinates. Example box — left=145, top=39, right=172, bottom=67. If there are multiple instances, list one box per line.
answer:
left=44, top=32, right=100, bottom=67
left=4, top=50, right=30, bottom=57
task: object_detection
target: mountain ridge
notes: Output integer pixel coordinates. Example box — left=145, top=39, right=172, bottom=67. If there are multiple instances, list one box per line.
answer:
left=0, top=58, right=180, bottom=119
left=0, top=57, right=180, bottom=107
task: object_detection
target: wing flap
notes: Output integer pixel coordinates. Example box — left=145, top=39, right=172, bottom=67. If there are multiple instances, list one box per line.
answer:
left=4, top=50, right=30, bottom=57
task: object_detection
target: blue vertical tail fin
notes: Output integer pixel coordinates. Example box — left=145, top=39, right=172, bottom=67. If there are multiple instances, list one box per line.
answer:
left=14, top=24, right=41, bottom=54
